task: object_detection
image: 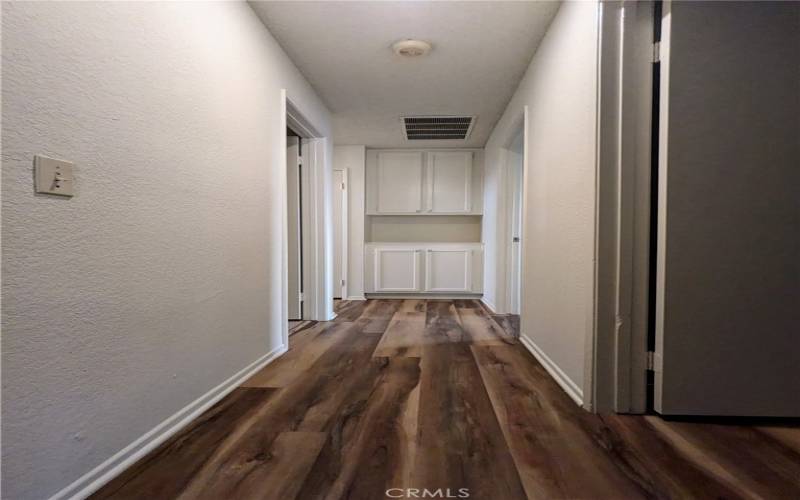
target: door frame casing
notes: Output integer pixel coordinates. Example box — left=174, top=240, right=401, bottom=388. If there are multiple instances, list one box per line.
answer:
left=280, top=90, right=333, bottom=348
left=590, top=0, right=653, bottom=413
left=332, top=167, right=348, bottom=300
left=504, top=125, right=525, bottom=316
left=491, top=106, right=529, bottom=316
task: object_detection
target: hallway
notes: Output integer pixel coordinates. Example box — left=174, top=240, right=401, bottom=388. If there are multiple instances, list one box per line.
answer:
left=93, top=300, right=800, bottom=499
left=3, top=1, right=800, bottom=497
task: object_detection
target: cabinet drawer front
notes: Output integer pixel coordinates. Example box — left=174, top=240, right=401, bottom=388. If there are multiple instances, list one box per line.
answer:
left=374, top=248, right=421, bottom=292
left=424, top=249, right=473, bottom=292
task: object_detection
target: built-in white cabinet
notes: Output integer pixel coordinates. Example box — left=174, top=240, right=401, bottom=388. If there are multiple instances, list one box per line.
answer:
left=373, top=247, right=421, bottom=292
left=375, top=152, right=424, bottom=213
left=424, top=247, right=473, bottom=292
left=365, top=243, right=483, bottom=295
left=427, top=152, right=472, bottom=213
left=367, top=150, right=482, bottom=215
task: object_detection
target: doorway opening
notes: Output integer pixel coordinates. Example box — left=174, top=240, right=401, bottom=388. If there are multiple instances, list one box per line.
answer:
left=281, top=91, right=332, bottom=348
left=645, top=0, right=663, bottom=414
left=287, top=127, right=304, bottom=323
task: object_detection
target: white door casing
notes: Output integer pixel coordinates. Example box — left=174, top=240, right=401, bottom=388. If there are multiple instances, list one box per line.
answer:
left=508, top=149, right=524, bottom=314
left=332, top=169, right=346, bottom=299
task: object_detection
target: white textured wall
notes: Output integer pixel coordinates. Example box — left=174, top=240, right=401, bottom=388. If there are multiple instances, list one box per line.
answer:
left=483, top=1, right=598, bottom=396
left=1, top=2, right=330, bottom=499
left=333, top=145, right=366, bottom=299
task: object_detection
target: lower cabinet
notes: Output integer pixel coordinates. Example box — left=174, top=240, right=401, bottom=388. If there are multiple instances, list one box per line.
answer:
left=373, top=247, right=422, bottom=292
left=366, top=243, right=483, bottom=294
left=424, top=248, right=473, bottom=292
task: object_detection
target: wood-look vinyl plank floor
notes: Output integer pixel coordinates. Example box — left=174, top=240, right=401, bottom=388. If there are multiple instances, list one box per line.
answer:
left=93, top=388, right=277, bottom=500
left=415, top=343, right=528, bottom=499
left=453, top=299, right=515, bottom=346
left=372, top=310, right=427, bottom=358
left=93, top=299, right=800, bottom=500
left=490, top=313, right=520, bottom=338
left=288, top=320, right=317, bottom=337
left=471, top=344, right=644, bottom=499
left=242, top=321, right=356, bottom=388
left=297, top=357, right=421, bottom=499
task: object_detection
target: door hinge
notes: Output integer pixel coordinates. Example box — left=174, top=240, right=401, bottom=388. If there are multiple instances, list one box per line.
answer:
left=647, top=351, right=655, bottom=371
left=297, top=156, right=303, bottom=166
left=299, top=291, right=304, bottom=301
left=341, top=279, right=345, bottom=286
left=341, top=182, right=346, bottom=190
left=653, top=41, right=661, bottom=63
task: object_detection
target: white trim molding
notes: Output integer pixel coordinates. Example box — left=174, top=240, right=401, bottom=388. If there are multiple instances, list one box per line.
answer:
left=284, top=92, right=333, bottom=323
left=590, top=1, right=653, bottom=414
left=480, top=297, right=498, bottom=314
left=366, top=293, right=483, bottom=300
left=332, top=168, right=349, bottom=300
left=49, top=344, right=287, bottom=500
left=519, top=334, right=584, bottom=406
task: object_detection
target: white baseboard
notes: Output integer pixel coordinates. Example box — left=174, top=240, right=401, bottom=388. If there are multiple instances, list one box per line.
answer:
left=480, top=297, right=497, bottom=314
left=365, top=293, right=483, bottom=300
left=345, top=295, right=366, bottom=301
left=50, top=344, right=287, bottom=500
left=518, top=334, right=583, bottom=406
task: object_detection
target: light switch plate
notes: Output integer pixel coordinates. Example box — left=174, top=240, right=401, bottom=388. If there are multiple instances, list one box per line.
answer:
left=35, top=155, right=74, bottom=196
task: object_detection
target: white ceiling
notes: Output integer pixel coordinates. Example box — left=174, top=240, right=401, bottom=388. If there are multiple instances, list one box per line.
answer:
left=250, top=1, right=560, bottom=148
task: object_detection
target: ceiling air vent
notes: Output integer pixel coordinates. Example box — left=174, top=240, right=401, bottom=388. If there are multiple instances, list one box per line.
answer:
left=402, top=116, right=475, bottom=141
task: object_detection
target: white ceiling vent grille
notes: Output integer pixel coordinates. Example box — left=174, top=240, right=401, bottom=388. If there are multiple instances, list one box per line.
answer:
left=402, top=116, right=475, bottom=141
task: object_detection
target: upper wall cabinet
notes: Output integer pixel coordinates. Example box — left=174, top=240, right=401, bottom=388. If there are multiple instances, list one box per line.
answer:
left=366, top=150, right=483, bottom=215
left=375, top=151, right=424, bottom=213
left=427, top=151, right=472, bottom=213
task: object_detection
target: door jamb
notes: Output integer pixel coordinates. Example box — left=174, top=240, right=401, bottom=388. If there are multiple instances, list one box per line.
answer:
left=501, top=113, right=527, bottom=316
left=332, top=168, right=348, bottom=300
left=591, top=1, right=653, bottom=413
left=281, top=90, right=331, bottom=349
left=491, top=107, right=529, bottom=317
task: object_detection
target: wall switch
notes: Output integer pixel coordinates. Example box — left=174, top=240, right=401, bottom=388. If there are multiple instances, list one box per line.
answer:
left=35, top=155, right=74, bottom=196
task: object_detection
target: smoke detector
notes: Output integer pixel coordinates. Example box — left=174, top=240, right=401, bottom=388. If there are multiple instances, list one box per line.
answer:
left=392, top=39, right=432, bottom=57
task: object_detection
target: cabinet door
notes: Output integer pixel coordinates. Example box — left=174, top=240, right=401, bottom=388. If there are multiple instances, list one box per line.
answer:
left=374, top=247, right=421, bottom=292
left=375, top=152, right=423, bottom=213
left=424, top=248, right=473, bottom=292
left=427, top=152, right=472, bottom=213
